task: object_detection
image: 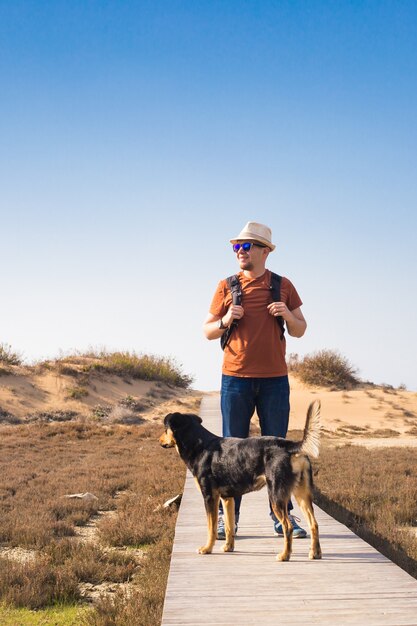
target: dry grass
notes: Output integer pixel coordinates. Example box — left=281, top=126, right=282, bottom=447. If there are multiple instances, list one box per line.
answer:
left=2, top=394, right=416, bottom=623
left=85, top=534, right=176, bottom=626
left=333, top=425, right=402, bottom=439
left=310, top=435, right=417, bottom=578
left=0, top=419, right=185, bottom=623
left=38, top=350, right=193, bottom=389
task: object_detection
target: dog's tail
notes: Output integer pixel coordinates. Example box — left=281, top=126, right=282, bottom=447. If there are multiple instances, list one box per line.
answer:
left=298, top=400, right=321, bottom=458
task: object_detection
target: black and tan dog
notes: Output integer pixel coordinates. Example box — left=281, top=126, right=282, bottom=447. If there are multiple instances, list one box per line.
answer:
left=159, top=401, right=322, bottom=562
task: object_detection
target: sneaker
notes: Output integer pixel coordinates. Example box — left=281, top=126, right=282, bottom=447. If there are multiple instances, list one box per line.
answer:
left=217, top=515, right=238, bottom=540
left=217, top=515, right=226, bottom=540
left=273, top=515, right=307, bottom=539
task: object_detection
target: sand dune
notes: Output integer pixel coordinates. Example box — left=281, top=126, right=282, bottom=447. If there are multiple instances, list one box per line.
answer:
left=0, top=364, right=201, bottom=422
left=288, top=377, right=417, bottom=447
left=1, top=364, right=416, bottom=447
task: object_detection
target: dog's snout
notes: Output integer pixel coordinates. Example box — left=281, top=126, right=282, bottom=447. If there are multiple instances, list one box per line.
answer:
left=159, top=429, right=176, bottom=448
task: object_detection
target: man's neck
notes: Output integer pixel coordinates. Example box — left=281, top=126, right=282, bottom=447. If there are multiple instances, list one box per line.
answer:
left=243, top=267, right=267, bottom=279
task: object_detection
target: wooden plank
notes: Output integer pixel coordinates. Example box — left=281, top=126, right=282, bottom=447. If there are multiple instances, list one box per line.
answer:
left=161, top=395, right=417, bottom=625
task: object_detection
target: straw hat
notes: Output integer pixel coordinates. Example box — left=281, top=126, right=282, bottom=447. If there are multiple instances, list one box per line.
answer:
left=230, top=221, right=275, bottom=251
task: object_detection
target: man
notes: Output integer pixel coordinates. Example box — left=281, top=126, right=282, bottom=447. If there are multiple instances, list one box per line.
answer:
left=203, top=221, right=307, bottom=539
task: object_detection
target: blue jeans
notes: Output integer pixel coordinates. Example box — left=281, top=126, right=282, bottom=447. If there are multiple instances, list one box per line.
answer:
left=220, top=374, right=292, bottom=520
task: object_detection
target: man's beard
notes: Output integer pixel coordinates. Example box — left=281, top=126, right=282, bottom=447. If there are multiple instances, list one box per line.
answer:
left=239, top=258, right=253, bottom=271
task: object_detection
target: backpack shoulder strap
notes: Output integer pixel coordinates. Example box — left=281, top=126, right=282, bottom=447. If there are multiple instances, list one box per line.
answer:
left=269, top=272, right=282, bottom=301
left=220, top=274, right=242, bottom=350
left=269, top=272, right=285, bottom=340
left=226, top=274, right=242, bottom=305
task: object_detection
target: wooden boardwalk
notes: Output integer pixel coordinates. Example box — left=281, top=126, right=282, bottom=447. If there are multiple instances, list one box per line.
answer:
left=161, top=395, right=417, bottom=625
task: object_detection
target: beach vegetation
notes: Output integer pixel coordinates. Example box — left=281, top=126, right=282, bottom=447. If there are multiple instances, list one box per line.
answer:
left=288, top=349, right=360, bottom=389
left=0, top=343, right=22, bottom=367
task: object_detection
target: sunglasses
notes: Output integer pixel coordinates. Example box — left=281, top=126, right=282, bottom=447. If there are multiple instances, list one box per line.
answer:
left=232, top=242, right=267, bottom=253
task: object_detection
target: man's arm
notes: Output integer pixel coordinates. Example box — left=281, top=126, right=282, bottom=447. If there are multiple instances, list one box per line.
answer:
left=285, top=306, right=307, bottom=338
left=203, top=313, right=226, bottom=340
left=267, top=303, right=307, bottom=338
left=203, top=306, right=245, bottom=340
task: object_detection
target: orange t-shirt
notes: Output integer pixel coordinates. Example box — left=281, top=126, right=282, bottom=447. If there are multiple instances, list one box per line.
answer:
left=209, top=269, right=303, bottom=378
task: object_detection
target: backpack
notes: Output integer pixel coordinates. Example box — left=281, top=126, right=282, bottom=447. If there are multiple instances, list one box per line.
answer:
left=220, top=272, right=285, bottom=350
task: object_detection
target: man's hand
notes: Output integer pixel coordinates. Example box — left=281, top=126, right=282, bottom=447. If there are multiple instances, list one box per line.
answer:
left=267, top=301, right=290, bottom=320
left=203, top=306, right=244, bottom=340
left=267, top=303, right=307, bottom=338
left=223, top=305, right=244, bottom=326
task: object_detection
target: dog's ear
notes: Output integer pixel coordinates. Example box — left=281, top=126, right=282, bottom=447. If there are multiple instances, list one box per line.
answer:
left=164, top=413, right=178, bottom=429
left=164, top=412, right=186, bottom=431
left=164, top=412, right=202, bottom=430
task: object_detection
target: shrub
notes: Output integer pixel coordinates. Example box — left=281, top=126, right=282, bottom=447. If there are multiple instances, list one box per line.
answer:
left=289, top=349, right=360, bottom=389
left=0, top=343, right=22, bottom=366
left=44, top=349, right=193, bottom=389
left=119, top=395, right=149, bottom=412
left=66, top=386, right=89, bottom=400
left=89, top=351, right=193, bottom=388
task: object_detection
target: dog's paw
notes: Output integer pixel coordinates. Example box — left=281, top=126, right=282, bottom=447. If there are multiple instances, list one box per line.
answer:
left=197, top=545, right=212, bottom=555
left=309, top=549, right=322, bottom=560
left=276, top=552, right=290, bottom=562
left=222, top=543, right=234, bottom=553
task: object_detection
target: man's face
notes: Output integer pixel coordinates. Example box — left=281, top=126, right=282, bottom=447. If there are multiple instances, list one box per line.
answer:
left=234, top=241, right=269, bottom=271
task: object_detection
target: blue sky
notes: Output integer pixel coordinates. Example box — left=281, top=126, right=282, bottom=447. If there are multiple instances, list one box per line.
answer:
left=1, top=1, right=416, bottom=391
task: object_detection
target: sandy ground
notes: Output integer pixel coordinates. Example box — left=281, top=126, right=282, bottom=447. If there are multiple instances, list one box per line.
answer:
left=0, top=364, right=202, bottom=422
left=287, top=376, right=417, bottom=447
left=1, top=364, right=416, bottom=446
